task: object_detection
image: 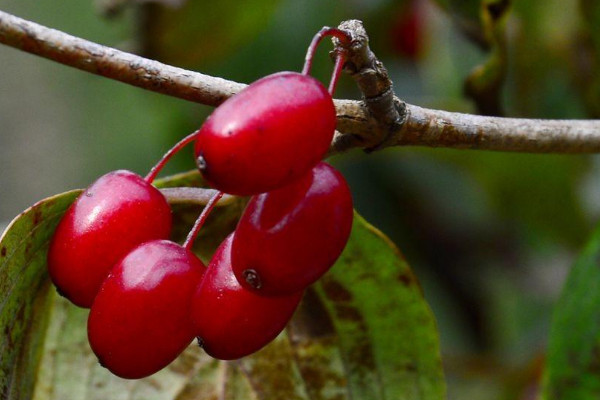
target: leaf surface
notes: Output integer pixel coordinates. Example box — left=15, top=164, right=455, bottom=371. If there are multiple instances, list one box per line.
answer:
left=314, top=214, right=445, bottom=400
left=0, top=190, right=80, bottom=400
left=0, top=171, right=445, bottom=400
left=542, top=224, right=600, bottom=400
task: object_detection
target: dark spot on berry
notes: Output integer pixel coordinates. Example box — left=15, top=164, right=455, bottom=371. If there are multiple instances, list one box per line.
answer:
left=226, top=129, right=233, bottom=136
left=85, top=191, right=93, bottom=197
left=196, top=153, right=207, bottom=171
left=243, top=269, right=262, bottom=289
left=0, top=247, right=6, bottom=257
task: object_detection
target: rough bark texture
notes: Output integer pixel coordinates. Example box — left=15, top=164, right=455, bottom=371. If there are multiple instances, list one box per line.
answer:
left=1, top=9, right=600, bottom=154
left=0, top=9, right=245, bottom=106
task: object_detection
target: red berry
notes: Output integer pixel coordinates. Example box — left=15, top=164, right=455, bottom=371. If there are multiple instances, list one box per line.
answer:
left=232, top=162, right=353, bottom=295
left=194, top=71, right=336, bottom=196
left=191, top=234, right=303, bottom=360
left=87, top=240, right=205, bottom=379
left=48, top=170, right=172, bottom=308
left=390, top=0, right=423, bottom=60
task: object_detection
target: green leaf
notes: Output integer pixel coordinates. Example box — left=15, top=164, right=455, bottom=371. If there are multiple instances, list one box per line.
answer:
left=542, top=223, right=600, bottom=399
left=314, top=214, right=446, bottom=400
left=0, top=171, right=444, bottom=399
left=0, top=190, right=80, bottom=400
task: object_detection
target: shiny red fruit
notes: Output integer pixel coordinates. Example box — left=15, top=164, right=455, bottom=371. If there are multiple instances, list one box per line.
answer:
left=48, top=170, right=172, bottom=308
left=191, top=234, right=302, bottom=360
left=87, top=240, right=205, bottom=379
left=194, top=71, right=336, bottom=196
left=232, top=162, right=353, bottom=296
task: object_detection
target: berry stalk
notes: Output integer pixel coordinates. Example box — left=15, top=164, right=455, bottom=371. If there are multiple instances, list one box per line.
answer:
left=301, top=27, right=351, bottom=76
left=328, top=50, right=347, bottom=95
left=183, top=190, right=224, bottom=250
left=145, top=130, right=200, bottom=183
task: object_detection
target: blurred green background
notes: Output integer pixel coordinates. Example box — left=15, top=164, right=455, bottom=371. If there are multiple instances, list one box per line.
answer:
left=1, top=0, right=599, bottom=398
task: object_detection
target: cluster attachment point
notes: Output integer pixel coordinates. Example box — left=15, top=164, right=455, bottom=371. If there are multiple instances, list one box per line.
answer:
left=46, top=24, right=355, bottom=379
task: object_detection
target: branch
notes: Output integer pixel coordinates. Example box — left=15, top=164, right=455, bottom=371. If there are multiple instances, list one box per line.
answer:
left=1, top=9, right=600, bottom=154
left=0, top=9, right=244, bottom=106
left=333, top=101, right=600, bottom=154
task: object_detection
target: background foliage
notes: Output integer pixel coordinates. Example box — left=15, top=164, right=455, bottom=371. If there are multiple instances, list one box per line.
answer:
left=1, top=0, right=600, bottom=398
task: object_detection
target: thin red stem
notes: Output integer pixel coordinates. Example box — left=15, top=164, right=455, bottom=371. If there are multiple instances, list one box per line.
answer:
left=145, top=130, right=200, bottom=183
left=183, top=191, right=224, bottom=251
left=328, top=50, right=347, bottom=96
left=302, top=27, right=351, bottom=76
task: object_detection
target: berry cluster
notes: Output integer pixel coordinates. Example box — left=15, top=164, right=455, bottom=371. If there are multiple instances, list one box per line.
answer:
left=47, top=27, right=354, bottom=379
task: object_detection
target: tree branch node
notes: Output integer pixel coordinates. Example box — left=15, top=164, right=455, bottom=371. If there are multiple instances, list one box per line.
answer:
left=333, top=19, right=408, bottom=152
